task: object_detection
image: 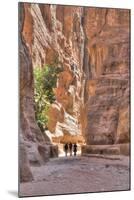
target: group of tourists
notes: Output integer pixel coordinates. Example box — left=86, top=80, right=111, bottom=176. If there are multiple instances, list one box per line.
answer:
left=64, top=142, right=78, bottom=157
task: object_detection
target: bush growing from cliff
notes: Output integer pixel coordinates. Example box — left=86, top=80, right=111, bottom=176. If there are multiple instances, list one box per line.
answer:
left=34, top=64, right=63, bottom=131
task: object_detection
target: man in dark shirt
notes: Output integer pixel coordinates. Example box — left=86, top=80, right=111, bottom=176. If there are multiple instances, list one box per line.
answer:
left=69, top=142, right=73, bottom=156
left=64, top=143, right=68, bottom=157
left=73, top=143, right=77, bottom=156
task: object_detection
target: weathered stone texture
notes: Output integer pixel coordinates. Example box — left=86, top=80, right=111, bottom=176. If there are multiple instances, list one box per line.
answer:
left=19, top=3, right=130, bottom=171
left=27, top=4, right=130, bottom=145
left=19, top=3, right=58, bottom=182
left=83, top=8, right=130, bottom=145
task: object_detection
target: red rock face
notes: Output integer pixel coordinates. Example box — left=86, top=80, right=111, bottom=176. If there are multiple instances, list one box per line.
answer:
left=83, top=8, right=130, bottom=144
left=19, top=3, right=58, bottom=182
left=19, top=2, right=130, bottom=169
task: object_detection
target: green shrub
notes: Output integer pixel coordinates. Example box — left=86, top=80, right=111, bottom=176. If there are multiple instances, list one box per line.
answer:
left=34, top=64, right=63, bottom=131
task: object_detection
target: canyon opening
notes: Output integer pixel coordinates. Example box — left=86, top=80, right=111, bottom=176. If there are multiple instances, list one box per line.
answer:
left=19, top=2, right=130, bottom=197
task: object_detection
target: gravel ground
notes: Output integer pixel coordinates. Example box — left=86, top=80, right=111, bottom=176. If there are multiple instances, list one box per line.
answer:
left=19, top=155, right=130, bottom=197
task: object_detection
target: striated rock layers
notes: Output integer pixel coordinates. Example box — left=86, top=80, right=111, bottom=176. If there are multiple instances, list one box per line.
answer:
left=29, top=4, right=87, bottom=143
left=19, top=4, right=58, bottom=182
left=19, top=2, right=130, bottom=176
left=83, top=8, right=130, bottom=145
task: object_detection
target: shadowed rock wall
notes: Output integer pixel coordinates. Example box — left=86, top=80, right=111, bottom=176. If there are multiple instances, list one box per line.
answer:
left=19, top=3, right=58, bottom=182
left=19, top=3, right=130, bottom=179
left=83, top=8, right=130, bottom=144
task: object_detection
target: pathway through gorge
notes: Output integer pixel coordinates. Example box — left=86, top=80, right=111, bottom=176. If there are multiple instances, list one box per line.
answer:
left=20, top=155, right=129, bottom=197
left=19, top=5, right=130, bottom=195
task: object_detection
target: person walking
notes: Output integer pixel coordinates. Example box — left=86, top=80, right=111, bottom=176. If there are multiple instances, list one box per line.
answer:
left=64, top=143, right=68, bottom=157
left=73, top=143, right=77, bottom=156
left=69, top=142, right=73, bottom=156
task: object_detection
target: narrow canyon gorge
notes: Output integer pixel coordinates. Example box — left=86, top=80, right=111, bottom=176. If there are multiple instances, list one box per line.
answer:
left=19, top=2, right=130, bottom=190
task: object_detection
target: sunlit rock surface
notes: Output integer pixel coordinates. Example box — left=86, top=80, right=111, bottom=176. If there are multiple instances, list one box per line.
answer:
left=27, top=4, right=130, bottom=146
left=19, top=3, right=130, bottom=182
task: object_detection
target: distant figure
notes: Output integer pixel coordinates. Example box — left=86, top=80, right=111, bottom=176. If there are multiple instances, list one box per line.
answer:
left=73, top=143, right=77, bottom=156
left=69, top=142, right=73, bottom=156
left=64, top=143, right=68, bottom=157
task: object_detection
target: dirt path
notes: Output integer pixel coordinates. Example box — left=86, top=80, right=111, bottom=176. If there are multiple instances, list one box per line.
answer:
left=20, top=155, right=130, bottom=197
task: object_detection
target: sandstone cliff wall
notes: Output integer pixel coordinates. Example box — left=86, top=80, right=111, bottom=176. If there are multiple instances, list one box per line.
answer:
left=83, top=8, right=130, bottom=144
left=19, top=3, right=58, bottom=182
left=29, top=4, right=87, bottom=143
left=24, top=4, right=130, bottom=145
left=19, top=3, right=130, bottom=178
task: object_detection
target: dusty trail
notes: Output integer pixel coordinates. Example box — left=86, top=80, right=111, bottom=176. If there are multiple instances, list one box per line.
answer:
left=20, top=155, right=130, bottom=197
